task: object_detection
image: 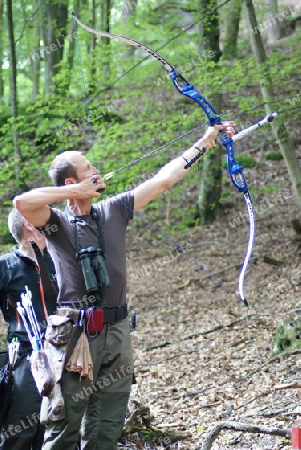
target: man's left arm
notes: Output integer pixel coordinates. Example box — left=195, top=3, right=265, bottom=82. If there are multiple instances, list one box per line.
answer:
left=133, top=122, right=235, bottom=211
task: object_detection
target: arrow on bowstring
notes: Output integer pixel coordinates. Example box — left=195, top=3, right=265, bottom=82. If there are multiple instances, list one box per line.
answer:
left=72, top=12, right=278, bottom=305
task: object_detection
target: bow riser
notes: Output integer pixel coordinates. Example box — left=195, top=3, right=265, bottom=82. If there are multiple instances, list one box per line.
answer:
left=170, top=70, right=220, bottom=123
left=225, top=141, right=248, bottom=193
left=170, top=70, right=249, bottom=194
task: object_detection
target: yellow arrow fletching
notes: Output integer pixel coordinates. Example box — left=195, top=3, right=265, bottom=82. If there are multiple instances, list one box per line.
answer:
left=103, top=172, right=115, bottom=180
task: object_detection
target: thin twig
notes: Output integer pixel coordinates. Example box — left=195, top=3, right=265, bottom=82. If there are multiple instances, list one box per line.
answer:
left=200, top=421, right=291, bottom=450
left=145, top=313, right=255, bottom=350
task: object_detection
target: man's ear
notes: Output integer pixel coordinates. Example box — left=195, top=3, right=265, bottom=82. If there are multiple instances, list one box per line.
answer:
left=65, top=178, right=77, bottom=185
left=24, top=219, right=34, bottom=231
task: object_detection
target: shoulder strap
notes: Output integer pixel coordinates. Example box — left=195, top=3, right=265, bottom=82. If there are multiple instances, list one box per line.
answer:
left=64, top=207, right=81, bottom=255
left=90, top=206, right=106, bottom=258
left=65, top=206, right=106, bottom=258
left=30, top=241, right=57, bottom=313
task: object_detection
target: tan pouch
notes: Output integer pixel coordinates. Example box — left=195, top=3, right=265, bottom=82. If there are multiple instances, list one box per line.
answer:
left=40, top=383, right=65, bottom=424
left=30, top=349, right=55, bottom=397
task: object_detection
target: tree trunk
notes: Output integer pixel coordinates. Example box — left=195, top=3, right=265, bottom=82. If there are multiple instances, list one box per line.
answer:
left=7, top=0, right=20, bottom=176
left=120, top=0, right=137, bottom=59
left=0, top=0, right=4, bottom=105
left=32, top=0, right=41, bottom=101
left=223, top=0, right=241, bottom=60
left=43, top=0, right=69, bottom=95
left=100, top=0, right=111, bottom=79
left=242, top=0, right=301, bottom=207
left=89, top=0, right=97, bottom=90
left=266, top=0, right=281, bottom=45
left=197, top=0, right=223, bottom=225
left=66, top=0, right=80, bottom=91
left=7, top=0, right=17, bottom=115
left=197, top=93, right=223, bottom=225
left=19, top=0, right=41, bottom=101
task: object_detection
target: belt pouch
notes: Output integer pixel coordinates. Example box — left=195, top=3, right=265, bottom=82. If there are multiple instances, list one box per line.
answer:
left=86, top=307, right=104, bottom=335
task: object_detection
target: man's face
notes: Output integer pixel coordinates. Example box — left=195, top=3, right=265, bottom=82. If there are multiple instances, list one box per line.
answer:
left=69, top=153, right=99, bottom=182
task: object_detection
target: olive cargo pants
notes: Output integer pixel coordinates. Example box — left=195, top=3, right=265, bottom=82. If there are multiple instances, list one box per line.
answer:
left=42, top=318, right=133, bottom=450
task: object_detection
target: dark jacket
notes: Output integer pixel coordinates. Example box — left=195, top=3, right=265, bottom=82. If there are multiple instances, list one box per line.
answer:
left=0, top=247, right=57, bottom=344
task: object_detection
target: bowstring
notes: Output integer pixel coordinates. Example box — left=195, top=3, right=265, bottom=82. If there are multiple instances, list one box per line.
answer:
left=73, top=16, right=238, bottom=300
left=72, top=13, right=214, bottom=178
left=119, top=198, right=239, bottom=300
left=102, top=111, right=231, bottom=179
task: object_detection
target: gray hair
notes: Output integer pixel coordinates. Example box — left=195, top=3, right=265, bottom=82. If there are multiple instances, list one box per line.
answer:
left=8, top=208, right=25, bottom=243
left=48, top=151, right=80, bottom=186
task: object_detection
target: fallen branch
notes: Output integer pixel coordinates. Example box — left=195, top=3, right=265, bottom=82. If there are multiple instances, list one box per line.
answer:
left=236, top=389, right=273, bottom=409
left=200, top=421, right=291, bottom=450
left=145, top=313, right=255, bottom=350
left=243, top=403, right=301, bottom=418
left=136, top=339, right=214, bottom=367
left=263, top=254, right=284, bottom=266
left=275, top=381, right=301, bottom=389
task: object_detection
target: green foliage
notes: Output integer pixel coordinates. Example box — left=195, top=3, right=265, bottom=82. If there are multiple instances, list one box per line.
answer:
left=251, top=182, right=286, bottom=199
left=0, top=0, right=300, bottom=245
left=140, top=429, right=157, bottom=439
left=222, top=155, right=256, bottom=169
left=236, top=155, right=257, bottom=168
left=265, top=151, right=283, bottom=160
left=270, top=316, right=301, bottom=358
left=219, top=189, right=231, bottom=204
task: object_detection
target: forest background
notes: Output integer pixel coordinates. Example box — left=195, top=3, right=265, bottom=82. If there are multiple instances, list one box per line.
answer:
left=0, top=0, right=301, bottom=449
left=0, top=0, right=300, bottom=245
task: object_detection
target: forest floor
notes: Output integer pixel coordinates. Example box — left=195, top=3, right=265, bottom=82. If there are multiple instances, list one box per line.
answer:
left=1, top=115, right=301, bottom=450
left=121, top=143, right=301, bottom=449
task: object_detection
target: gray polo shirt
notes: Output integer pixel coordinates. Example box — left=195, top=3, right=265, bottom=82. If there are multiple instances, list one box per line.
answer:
left=42, top=191, right=134, bottom=307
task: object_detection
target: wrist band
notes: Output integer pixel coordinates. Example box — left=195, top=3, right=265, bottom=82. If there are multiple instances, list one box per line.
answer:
left=181, top=155, right=189, bottom=165
left=182, top=146, right=207, bottom=169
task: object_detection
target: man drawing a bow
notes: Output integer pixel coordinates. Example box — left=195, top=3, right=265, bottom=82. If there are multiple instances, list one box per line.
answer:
left=14, top=122, right=235, bottom=450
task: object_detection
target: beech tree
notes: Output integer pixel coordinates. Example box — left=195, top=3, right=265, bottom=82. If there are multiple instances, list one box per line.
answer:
left=266, top=0, right=281, bottom=44
left=197, top=0, right=223, bottom=225
left=0, top=0, right=4, bottom=105
left=223, top=0, right=241, bottom=60
left=243, top=0, right=301, bottom=207
left=7, top=0, right=20, bottom=173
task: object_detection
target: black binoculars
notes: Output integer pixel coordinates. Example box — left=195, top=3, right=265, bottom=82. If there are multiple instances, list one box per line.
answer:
left=77, top=246, right=111, bottom=294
